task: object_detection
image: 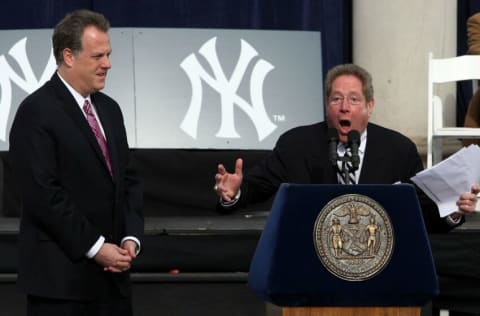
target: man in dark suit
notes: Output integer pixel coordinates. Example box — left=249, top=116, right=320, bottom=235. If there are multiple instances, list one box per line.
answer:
left=214, top=63, right=479, bottom=233
left=9, top=10, right=143, bottom=316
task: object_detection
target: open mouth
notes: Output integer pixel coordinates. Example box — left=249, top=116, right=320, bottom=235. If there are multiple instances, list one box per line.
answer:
left=339, top=119, right=351, bottom=127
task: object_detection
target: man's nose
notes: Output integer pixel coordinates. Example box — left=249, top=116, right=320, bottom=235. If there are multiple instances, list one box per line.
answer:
left=102, top=56, right=111, bottom=69
left=339, top=98, right=351, bottom=111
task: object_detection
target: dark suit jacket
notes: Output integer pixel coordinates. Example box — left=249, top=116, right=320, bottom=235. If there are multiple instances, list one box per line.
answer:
left=9, top=73, right=144, bottom=300
left=238, top=121, right=453, bottom=233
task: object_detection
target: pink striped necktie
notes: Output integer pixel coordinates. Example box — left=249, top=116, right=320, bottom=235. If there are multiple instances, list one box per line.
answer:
left=83, top=100, right=113, bottom=177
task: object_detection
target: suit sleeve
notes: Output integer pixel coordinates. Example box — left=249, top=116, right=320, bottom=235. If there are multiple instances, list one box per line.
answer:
left=237, top=130, right=296, bottom=207
left=9, top=100, right=101, bottom=261
left=121, top=156, right=144, bottom=246
left=112, top=105, right=144, bottom=245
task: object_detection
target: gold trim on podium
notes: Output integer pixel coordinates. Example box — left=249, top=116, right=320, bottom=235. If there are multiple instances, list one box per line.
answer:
left=281, top=306, right=421, bottom=316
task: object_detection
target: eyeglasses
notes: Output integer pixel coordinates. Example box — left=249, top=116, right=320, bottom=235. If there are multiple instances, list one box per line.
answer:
left=328, top=95, right=364, bottom=106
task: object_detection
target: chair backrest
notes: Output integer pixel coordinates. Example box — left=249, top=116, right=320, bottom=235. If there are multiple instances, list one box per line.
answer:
left=426, top=53, right=480, bottom=167
left=429, top=54, right=480, bottom=83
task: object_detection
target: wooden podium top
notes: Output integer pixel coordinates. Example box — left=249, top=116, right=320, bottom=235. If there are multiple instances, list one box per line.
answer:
left=281, top=306, right=420, bottom=316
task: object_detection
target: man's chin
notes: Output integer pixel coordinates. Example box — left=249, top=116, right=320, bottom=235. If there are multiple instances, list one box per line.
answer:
left=94, top=83, right=106, bottom=91
left=337, top=127, right=351, bottom=137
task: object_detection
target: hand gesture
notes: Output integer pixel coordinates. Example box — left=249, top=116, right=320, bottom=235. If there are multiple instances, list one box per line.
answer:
left=214, top=158, right=243, bottom=202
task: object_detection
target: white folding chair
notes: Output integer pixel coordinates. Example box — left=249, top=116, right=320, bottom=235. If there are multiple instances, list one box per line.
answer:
left=427, top=52, right=480, bottom=167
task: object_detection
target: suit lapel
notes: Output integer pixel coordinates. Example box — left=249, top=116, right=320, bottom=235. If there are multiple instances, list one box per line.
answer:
left=51, top=74, right=114, bottom=179
left=309, top=154, right=337, bottom=183
left=309, top=123, right=338, bottom=183
left=358, top=125, right=386, bottom=183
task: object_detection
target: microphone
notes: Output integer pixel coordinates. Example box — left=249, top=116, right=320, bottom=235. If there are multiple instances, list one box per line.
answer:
left=328, top=128, right=339, bottom=167
left=347, top=130, right=360, bottom=171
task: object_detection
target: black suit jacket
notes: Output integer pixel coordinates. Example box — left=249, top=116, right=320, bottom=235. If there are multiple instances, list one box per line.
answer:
left=238, top=121, right=453, bottom=233
left=9, top=73, right=144, bottom=300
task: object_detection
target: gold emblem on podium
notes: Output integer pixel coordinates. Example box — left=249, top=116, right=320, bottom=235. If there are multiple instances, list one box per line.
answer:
left=313, top=194, right=394, bottom=281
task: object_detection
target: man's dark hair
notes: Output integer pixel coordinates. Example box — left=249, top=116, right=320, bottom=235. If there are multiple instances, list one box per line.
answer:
left=52, top=9, right=110, bottom=65
left=325, top=64, right=374, bottom=102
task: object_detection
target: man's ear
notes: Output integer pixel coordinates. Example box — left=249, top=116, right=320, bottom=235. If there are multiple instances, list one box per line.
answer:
left=367, top=99, right=375, bottom=116
left=63, top=48, right=75, bottom=67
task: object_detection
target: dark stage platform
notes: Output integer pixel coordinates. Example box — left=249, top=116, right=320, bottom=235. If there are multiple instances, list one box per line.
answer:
left=0, top=213, right=268, bottom=316
left=430, top=212, right=480, bottom=314
left=2, top=212, right=480, bottom=315
left=1, top=149, right=480, bottom=315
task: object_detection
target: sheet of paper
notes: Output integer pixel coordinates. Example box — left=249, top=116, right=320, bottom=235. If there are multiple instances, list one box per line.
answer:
left=411, top=144, right=480, bottom=217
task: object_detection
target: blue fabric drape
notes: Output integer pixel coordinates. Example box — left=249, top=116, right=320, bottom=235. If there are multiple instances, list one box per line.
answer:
left=0, top=0, right=352, bottom=78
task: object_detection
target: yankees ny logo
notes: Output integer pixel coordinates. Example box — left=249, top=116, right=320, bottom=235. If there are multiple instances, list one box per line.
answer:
left=180, top=37, right=277, bottom=141
left=0, top=37, right=56, bottom=141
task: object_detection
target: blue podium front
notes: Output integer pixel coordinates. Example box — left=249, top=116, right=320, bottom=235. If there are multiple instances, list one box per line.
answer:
left=248, top=183, right=438, bottom=307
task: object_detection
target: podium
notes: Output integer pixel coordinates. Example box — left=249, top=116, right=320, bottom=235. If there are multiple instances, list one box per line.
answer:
left=248, top=184, right=438, bottom=316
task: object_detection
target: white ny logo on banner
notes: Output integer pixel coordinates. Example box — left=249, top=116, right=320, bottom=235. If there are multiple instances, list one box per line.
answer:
left=180, top=37, right=277, bottom=141
left=0, top=37, right=56, bottom=141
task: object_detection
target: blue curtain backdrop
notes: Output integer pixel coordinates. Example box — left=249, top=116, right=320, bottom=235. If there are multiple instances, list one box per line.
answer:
left=0, top=0, right=352, bottom=80
left=458, top=0, right=480, bottom=126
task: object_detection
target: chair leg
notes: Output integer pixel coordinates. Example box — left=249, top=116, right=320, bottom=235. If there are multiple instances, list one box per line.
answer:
left=432, top=138, right=442, bottom=166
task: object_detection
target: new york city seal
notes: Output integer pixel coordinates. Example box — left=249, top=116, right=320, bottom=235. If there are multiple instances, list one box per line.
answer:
left=313, top=194, right=394, bottom=281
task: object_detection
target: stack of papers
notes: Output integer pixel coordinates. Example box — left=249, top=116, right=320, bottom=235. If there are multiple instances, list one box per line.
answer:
left=411, top=144, right=480, bottom=217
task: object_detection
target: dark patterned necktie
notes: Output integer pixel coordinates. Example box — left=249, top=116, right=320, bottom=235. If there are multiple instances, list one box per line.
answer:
left=337, top=148, right=356, bottom=185
left=83, top=100, right=113, bottom=177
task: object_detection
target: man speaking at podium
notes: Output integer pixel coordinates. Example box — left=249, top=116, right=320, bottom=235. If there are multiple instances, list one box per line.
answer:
left=214, top=64, right=479, bottom=233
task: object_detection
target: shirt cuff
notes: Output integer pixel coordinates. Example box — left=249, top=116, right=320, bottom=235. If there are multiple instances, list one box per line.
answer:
left=445, top=214, right=462, bottom=226
left=121, top=236, right=141, bottom=255
left=86, top=235, right=105, bottom=258
left=219, top=189, right=241, bottom=207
